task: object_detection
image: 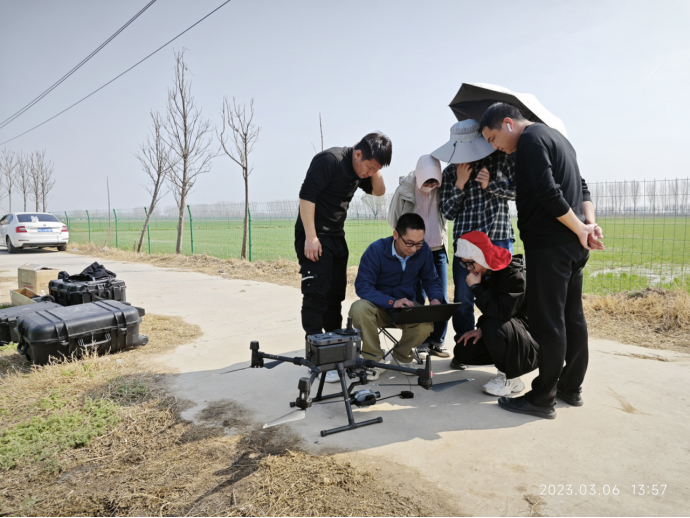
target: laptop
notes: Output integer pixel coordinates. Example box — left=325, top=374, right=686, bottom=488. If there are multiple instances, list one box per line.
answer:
left=389, top=302, right=462, bottom=325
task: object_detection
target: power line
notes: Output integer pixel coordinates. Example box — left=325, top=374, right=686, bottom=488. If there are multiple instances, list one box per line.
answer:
left=0, top=0, right=233, bottom=146
left=0, top=0, right=158, bottom=130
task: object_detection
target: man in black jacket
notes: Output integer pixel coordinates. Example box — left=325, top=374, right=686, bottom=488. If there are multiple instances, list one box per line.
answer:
left=480, top=103, right=604, bottom=420
left=450, top=231, right=539, bottom=397
left=296, top=133, right=390, bottom=337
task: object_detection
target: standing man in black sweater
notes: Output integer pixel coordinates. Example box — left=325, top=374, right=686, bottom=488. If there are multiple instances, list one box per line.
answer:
left=479, top=103, right=604, bottom=419
left=296, top=133, right=390, bottom=336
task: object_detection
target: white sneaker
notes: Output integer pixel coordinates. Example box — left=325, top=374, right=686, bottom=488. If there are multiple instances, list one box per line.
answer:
left=483, top=370, right=506, bottom=390
left=483, top=376, right=525, bottom=396
left=325, top=370, right=340, bottom=383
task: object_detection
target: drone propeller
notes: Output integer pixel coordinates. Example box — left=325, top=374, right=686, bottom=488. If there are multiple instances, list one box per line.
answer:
left=373, top=378, right=474, bottom=392
left=429, top=378, right=474, bottom=392
left=220, top=359, right=285, bottom=375
left=263, top=409, right=306, bottom=428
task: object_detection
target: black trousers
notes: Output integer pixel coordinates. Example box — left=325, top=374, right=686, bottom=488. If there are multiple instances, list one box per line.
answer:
left=452, top=317, right=539, bottom=380
left=524, top=242, right=589, bottom=408
left=295, top=231, right=348, bottom=336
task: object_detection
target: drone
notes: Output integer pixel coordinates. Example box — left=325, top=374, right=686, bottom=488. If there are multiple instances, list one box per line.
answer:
left=243, top=316, right=472, bottom=437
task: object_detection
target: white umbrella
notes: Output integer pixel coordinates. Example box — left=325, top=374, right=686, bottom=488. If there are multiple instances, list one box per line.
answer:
left=449, top=83, right=568, bottom=137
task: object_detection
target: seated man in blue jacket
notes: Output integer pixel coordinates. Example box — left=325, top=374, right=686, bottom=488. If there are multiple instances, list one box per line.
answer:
left=349, top=213, right=444, bottom=380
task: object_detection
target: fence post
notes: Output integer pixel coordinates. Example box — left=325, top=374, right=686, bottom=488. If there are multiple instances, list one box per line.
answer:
left=63, top=211, right=69, bottom=231
left=248, top=207, right=252, bottom=262
left=113, top=209, right=118, bottom=248
left=144, top=207, right=151, bottom=254
left=86, top=210, right=91, bottom=243
left=187, top=205, right=194, bottom=255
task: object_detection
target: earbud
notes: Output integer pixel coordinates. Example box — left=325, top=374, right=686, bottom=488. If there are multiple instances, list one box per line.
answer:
left=507, top=123, right=513, bottom=132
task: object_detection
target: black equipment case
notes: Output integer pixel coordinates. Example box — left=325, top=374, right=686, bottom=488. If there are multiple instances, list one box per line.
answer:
left=0, top=302, right=62, bottom=344
left=49, top=275, right=127, bottom=306
left=16, top=300, right=148, bottom=365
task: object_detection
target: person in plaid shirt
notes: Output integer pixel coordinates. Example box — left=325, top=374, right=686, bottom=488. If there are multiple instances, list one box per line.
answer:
left=432, top=119, right=516, bottom=344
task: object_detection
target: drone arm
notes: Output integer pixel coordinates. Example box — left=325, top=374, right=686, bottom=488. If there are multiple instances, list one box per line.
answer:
left=359, top=357, right=427, bottom=377
left=249, top=342, right=318, bottom=372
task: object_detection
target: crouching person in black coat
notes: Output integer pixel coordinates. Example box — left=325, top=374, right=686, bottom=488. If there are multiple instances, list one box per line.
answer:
left=449, top=231, right=539, bottom=397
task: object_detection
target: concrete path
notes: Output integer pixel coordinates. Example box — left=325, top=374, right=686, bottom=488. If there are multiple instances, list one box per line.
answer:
left=2, top=250, right=689, bottom=516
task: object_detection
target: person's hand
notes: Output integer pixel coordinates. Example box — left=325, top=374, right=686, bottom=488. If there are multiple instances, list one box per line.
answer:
left=576, top=223, right=599, bottom=250
left=430, top=299, right=441, bottom=306
left=593, top=224, right=603, bottom=239
left=466, top=270, right=482, bottom=287
left=455, top=163, right=473, bottom=190
left=304, top=235, right=322, bottom=262
left=393, top=298, right=415, bottom=308
left=587, top=229, right=605, bottom=251
left=475, top=167, right=490, bottom=189
left=457, top=328, right=483, bottom=346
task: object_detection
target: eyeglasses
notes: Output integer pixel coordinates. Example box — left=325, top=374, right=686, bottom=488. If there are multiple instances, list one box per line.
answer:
left=399, top=236, right=425, bottom=249
left=460, top=259, right=476, bottom=270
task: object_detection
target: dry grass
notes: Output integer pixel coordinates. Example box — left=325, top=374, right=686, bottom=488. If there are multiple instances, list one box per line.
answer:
left=66, top=243, right=361, bottom=296
left=583, top=287, right=690, bottom=352
left=0, top=312, right=436, bottom=517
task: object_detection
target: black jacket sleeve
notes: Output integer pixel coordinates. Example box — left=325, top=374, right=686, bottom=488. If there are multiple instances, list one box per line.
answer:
left=471, top=269, right=525, bottom=322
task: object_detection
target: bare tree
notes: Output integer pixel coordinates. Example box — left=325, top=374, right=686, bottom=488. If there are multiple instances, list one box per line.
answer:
left=606, top=182, right=617, bottom=215
left=163, top=49, right=214, bottom=254
left=15, top=152, right=32, bottom=211
left=28, top=151, right=42, bottom=211
left=361, top=193, right=387, bottom=220
left=645, top=180, right=657, bottom=215
left=630, top=180, right=641, bottom=214
left=39, top=157, right=55, bottom=212
left=26, top=150, right=55, bottom=212
left=218, top=97, right=261, bottom=260
left=0, top=149, right=17, bottom=211
left=669, top=179, right=680, bottom=215
left=135, top=111, right=173, bottom=252
left=679, top=179, right=690, bottom=214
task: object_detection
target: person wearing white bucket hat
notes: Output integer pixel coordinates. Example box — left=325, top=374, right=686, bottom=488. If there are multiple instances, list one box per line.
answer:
left=433, top=119, right=517, bottom=345
left=386, top=154, right=450, bottom=358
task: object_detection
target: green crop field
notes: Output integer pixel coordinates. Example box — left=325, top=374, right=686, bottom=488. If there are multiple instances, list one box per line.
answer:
left=62, top=214, right=690, bottom=296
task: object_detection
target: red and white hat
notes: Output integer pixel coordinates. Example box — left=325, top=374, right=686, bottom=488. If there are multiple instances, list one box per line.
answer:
left=455, top=231, right=512, bottom=271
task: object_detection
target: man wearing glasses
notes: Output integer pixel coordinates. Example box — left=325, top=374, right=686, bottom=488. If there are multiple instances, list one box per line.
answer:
left=349, top=213, right=444, bottom=380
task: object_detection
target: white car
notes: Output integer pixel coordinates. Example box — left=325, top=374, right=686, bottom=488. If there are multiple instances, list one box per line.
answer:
left=0, top=212, right=69, bottom=253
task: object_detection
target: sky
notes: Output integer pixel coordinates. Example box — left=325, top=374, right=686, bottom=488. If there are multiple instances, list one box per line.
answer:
left=1, top=0, right=689, bottom=213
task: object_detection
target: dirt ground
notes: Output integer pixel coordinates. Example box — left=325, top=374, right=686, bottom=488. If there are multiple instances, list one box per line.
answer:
left=0, top=312, right=454, bottom=517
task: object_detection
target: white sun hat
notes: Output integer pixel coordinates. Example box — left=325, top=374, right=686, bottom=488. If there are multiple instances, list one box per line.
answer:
left=430, top=119, right=495, bottom=165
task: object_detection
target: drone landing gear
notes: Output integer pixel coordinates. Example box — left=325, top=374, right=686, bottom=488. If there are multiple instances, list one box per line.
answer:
left=311, top=362, right=382, bottom=437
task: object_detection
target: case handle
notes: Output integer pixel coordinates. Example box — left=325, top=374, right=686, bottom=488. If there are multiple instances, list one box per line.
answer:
left=77, top=333, right=112, bottom=348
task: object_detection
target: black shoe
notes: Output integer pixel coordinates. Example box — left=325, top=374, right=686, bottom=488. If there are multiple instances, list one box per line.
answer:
left=498, top=395, right=556, bottom=419
left=557, top=390, right=584, bottom=407
left=449, top=359, right=466, bottom=370
left=428, top=343, right=450, bottom=358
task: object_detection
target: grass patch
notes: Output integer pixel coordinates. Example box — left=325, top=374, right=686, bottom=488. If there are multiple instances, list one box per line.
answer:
left=0, top=397, right=120, bottom=471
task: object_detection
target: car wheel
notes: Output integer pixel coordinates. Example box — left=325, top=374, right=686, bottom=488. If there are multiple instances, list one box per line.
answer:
left=57, top=245, right=67, bottom=252
left=6, top=237, right=17, bottom=254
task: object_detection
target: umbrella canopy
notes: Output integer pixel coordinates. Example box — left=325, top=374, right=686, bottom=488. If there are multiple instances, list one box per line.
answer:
left=449, top=83, right=568, bottom=138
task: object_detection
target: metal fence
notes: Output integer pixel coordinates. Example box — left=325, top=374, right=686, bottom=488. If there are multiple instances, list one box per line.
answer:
left=52, top=179, right=690, bottom=295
